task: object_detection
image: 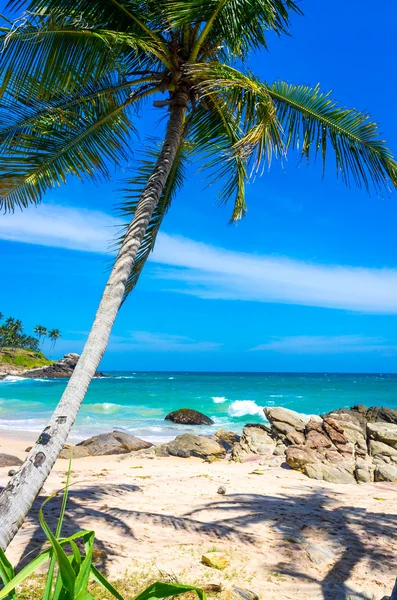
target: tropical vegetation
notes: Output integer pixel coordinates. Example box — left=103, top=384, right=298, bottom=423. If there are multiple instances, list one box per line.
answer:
left=0, top=0, right=396, bottom=553
left=0, top=315, right=61, bottom=354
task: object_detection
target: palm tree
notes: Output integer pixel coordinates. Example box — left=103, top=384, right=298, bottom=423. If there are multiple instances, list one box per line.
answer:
left=48, top=328, right=61, bottom=353
left=0, top=0, right=396, bottom=550
left=33, top=325, right=47, bottom=349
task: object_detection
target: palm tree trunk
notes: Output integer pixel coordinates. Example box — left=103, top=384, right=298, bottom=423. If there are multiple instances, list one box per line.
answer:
left=0, top=87, right=188, bottom=551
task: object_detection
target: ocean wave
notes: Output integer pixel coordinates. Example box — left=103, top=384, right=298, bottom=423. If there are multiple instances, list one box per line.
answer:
left=88, top=403, right=122, bottom=414
left=112, top=376, right=135, bottom=379
left=0, top=375, right=29, bottom=383
left=269, top=394, right=284, bottom=398
left=212, top=396, right=227, bottom=404
left=228, top=400, right=265, bottom=418
left=168, top=377, right=175, bottom=380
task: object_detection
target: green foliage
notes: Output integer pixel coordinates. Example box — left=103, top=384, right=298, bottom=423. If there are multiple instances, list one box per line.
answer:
left=0, top=472, right=206, bottom=600
left=1, top=0, right=396, bottom=300
left=0, top=315, right=60, bottom=354
left=0, top=349, right=53, bottom=369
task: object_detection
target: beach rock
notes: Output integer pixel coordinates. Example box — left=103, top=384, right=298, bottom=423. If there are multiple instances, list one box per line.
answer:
left=369, top=440, right=397, bottom=458
left=165, top=408, right=214, bottom=426
left=231, top=424, right=275, bottom=462
left=273, top=443, right=287, bottom=456
left=285, top=446, right=317, bottom=470
left=0, top=454, right=23, bottom=467
left=360, top=405, right=397, bottom=425
left=202, top=552, right=229, bottom=570
left=367, top=422, right=397, bottom=448
left=215, top=429, right=240, bottom=453
left=7, top=469, right=16, bottom=476
left=165, top=434, right=225, bottom=460
left=24, top=353, right=105, bottom=379
left=374, top=463, right=397, bottom=482
left=325, top=411, right=367, bottom=451
left=217, top=486, right=226, bottom=495
left=304, top=463, right=356, bottom=485
left=265, top=407, right=312, bottom=432
left=305, top=543, right=335, bottom=565
left=223, top=586, right=259, bottom=600
left=76, top=431, right=153, bottom=456
left=59, top=445, right=91, bottom=459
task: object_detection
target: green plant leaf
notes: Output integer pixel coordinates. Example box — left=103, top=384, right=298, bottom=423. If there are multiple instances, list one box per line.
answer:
left=133, top=582, right=206, bottom=600
left=90, top=565, right=125, bottom=600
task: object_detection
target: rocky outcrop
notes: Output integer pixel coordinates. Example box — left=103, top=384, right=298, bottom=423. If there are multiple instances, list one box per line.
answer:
left=231, top=424, right=275, bottom=462
left=214, top=429, right=240, bottom=453
left=24, top=353, right=105, bottom=379
left=60, top=431, right=153, bottom=458
left=264, top=405, right=397, bottom=484
left=165, top=408, right=214, bottom=425
left=163, top=434, right=225, bottom=460
left=0, top=453, right=23, bottom=467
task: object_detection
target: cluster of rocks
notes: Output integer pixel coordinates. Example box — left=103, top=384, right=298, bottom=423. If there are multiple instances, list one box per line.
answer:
left=5, top=404, right=397, bottom=487
left=264, top=405, right=397, bottom=484
left=23, top=353, right=105, bottom=379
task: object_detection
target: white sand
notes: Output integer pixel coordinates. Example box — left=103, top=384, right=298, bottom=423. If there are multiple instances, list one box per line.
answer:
left=1, top=433, right=397, bottom=599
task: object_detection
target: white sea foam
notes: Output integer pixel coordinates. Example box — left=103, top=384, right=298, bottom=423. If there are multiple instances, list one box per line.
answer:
left=212, top=396, right=227, bottom=404
left=228, top=400, right=265, bottom=418
left=113, top=376, right=135, bottom=379
left=168, top=377, right=175, bottom=380
left=269, top=394, right=284, bottom=398
left=89, top=402, right=121, bottom=414
left=1, top=375, right=28, bottom=383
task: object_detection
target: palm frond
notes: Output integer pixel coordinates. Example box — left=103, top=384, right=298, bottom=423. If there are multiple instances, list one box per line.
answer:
left=0, top=73, right=157, bottom=150
left=6, top=0, right=172, bottom=67
left=266, top=80, right=397, bottom=191
left=167, top=0, right=301, bottom=59
left=0, top=84, right=160, bottom=212
left=188, top=62, right=284, bottom=172
left=187, top=100, right=248, bottom=220
left=118, top=138, right=190, bottom=299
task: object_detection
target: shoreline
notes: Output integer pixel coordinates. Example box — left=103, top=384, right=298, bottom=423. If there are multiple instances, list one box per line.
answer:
left=1, top=429, right=397, bottom=599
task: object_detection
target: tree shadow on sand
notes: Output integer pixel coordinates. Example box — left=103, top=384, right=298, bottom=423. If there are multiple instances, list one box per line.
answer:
left=184, top=488, right=397, bottom=600
left=4, top=482, right=397, bottom=599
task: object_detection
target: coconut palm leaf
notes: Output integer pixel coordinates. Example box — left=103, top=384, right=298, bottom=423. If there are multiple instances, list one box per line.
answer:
left=0, top=73, right=156, bottom=150
left=167, top=0, right=301, bottom=60
left=0, top=13, right=165, bottom=101
left=265, top=80, right=397, bottom=191
left=119, top=136, right=190, bottom=299
left=0, top=84, right=160, bottom=212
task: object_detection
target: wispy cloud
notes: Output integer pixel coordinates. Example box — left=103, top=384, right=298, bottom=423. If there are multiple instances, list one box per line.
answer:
left=108, top=331, right=221, bottom=353
left=252, top=335, right=397, bottom=355
left=2, top=203, right=397, bottom=313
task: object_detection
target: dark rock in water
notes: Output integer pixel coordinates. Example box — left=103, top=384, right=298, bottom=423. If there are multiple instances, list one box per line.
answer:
left=165, top=408, right=214, bottom=425
left=73, top=431, right=153, bottom=456
left=164, top=434, right=225, bottom=460
left=0, top=454, right=23, bottom=467
left=24, top=353, right=105, bottom=379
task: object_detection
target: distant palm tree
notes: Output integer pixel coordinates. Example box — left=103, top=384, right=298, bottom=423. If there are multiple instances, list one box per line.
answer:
left=0, top=312, right=3, bottom=322
left=33, top=325, right=47, bottom=349
left=48, top=329, right=61, bottom=353
left=0, top=0, right=396, bottom=551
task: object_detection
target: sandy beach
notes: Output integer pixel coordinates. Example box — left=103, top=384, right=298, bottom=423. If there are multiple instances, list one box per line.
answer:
left=1, top=432, right=397, bottom=600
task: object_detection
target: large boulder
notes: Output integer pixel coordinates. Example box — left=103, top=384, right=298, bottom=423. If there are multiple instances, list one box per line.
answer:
left=231, top=424, right=275, bottom=462
left=265, top=407, right=313, bottom=432
left=165, top=434, right=225, bottom=460
left=74, top=431, right=153, bottom=456
left=0, top=454, right=23, bottom=467
left=214, top=429, right=240, bottom=453
left=367, top=422, right=397, bottom=448
left=165, top=408, right=214, bottom=426
left=374, top=463, right=397, bottom=482
left=24, top=353, right=105, bottom=379
left=304, top=463, right=356, bottom=485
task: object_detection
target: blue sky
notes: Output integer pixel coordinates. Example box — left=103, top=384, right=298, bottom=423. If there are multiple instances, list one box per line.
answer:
left=1, top=0, right=397, bottom=372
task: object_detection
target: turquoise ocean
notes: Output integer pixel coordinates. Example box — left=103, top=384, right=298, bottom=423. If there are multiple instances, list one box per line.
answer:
left=1, top=372, right=397, bottom=442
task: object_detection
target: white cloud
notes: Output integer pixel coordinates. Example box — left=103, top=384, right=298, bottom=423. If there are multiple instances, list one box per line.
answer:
left=2, top=203, right=397, bottom=313
left=252, top=335, right=397, bottom=355
left=108, top=331, right=221, bottom=353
